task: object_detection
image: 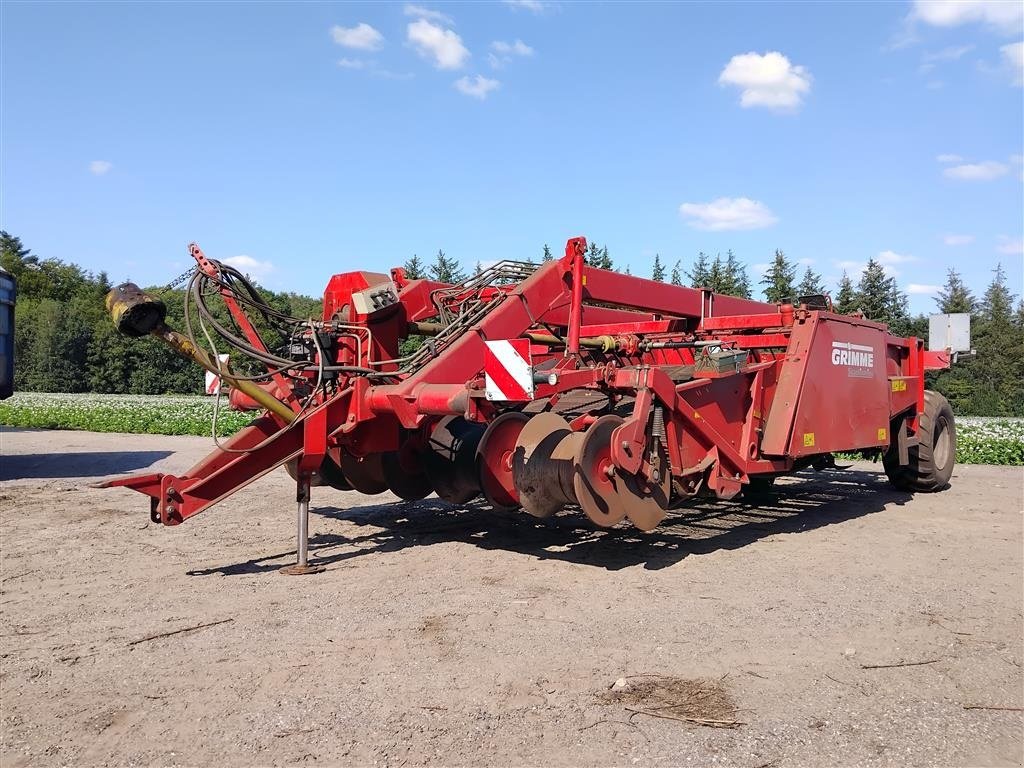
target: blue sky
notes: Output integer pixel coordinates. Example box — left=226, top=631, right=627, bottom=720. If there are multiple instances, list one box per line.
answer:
left=2, top=0, right=1021, bottom=313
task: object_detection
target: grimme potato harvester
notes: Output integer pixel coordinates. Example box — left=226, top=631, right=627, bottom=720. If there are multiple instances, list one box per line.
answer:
left=102, top=238, right=956, bottom=573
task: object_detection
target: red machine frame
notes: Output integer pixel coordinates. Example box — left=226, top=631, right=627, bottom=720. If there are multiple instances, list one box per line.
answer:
left=103, top=237, right=951, bottom=564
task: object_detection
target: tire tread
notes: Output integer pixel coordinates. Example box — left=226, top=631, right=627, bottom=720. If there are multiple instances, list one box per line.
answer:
left=883, top=390, right=955, bottom=492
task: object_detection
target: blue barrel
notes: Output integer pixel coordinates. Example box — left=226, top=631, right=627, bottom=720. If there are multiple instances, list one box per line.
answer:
left=0, top=268, right=14, bottom=399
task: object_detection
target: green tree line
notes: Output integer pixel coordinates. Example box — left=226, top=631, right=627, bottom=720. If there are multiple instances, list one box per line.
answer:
left=2, top=232, right=320, bottom=394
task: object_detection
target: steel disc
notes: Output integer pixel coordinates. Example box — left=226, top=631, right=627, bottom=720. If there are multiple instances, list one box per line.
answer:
left=321, top=449, right=354, bottom=490
left=476, top=411, right=530, bottom=511
left=339, top=451, right=388, bottom=495
left=573, top=415, right=629, bottom=527
left=620, top=441, right=671, bottom=531
left=381, top=447, right=433, bottom=501
left=513, top=412, right=577, bottom=518
left=423, top=416, right=484, bottom=504
left=285, top=449, right=353, bottom=491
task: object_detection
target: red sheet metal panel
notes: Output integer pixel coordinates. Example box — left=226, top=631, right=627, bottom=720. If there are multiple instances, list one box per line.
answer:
left=762, top=313, right=892, bottom=457
left=580, top=267, right=775, bottom=318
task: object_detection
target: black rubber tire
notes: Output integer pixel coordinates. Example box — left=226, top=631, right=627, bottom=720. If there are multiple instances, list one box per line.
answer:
left=884, top=390, right=956, bottom=492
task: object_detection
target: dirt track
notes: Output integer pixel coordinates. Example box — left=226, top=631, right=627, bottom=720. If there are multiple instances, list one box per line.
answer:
left=1, top=427, right=1022, bottom=767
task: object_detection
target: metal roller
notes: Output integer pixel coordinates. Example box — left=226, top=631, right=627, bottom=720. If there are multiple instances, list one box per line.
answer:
left=423, top=416, right=484, bottom=504
left=476, top=411, right=530, bottom=511
left=512, top=412, right=580, bottom=518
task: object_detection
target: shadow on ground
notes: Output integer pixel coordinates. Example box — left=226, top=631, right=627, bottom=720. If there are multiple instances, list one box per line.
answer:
left=0, top=451, right=173, bottom=480
left=187, top=467, right=912, bottom=577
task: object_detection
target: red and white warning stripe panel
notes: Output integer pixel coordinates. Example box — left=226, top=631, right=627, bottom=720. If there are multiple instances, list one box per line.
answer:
left=484, top=339, right=534, bottom=401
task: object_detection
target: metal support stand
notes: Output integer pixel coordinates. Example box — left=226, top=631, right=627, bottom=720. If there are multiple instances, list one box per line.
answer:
left=279, top=474, right=324, bottom=576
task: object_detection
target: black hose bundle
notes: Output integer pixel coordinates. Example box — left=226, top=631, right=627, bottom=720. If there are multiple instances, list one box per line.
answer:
left=183, top=260, right=392, bottom=384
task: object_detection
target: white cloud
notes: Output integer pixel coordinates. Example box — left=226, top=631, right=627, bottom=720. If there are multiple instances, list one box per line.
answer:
left=936, top=153, right=963, bottom=163
left=407, top=19, right=470, bottom=70
left=454, top=74, right=500, bottom=99
left=89, top=160, right=112, bottom=176
left=877, top=249, right=916, bottom=265
left=875, top=250, right=915, bottom=277
left=503, top=0, right=546, bottom=12
left=492, top=39, right=533, bottom=56
left=718, top=51, right=812, bottom=111
left=678, top=197, right=778, bottom=231
left=1001, top=41, right=1023, bottom=86
left=224, top=255, right=274, bottom=279
left=907, top=283, right=942, bottom=295
left=403, top=4, right=454, bottom=25
left=996, top=236, right=1024, bottom=255
left=912, top=0, right=1024, bottom=33
left=919, top=44, right=975, bottom=73
left=330, top=22, right=384, bottom=51
left=943, top=160, right=1010, bottom=180
left=1011, top=154, right=1024, bottom=164
left=884, top=21, right=920, bottom=52
left=943, top=234, right=974, bottom=246
left=489, top=39, right=534, bottom=68
left=922, top=44, right=975, bottom=63
left=337, top=58, right=367, bottom=69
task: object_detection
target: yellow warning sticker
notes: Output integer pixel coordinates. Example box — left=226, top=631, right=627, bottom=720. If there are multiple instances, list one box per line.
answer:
left=891, top=379, right=907, bottom=392
left=803, top=432, right=815, bottom=447
left=878, top=427, right=887, bottom=441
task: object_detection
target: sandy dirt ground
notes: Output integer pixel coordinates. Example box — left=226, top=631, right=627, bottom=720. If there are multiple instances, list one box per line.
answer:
left=1, top=427, right=1022, bottom=767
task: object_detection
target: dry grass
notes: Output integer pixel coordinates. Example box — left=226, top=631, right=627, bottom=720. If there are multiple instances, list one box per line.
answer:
left=599, top=675, right=743, bottom=728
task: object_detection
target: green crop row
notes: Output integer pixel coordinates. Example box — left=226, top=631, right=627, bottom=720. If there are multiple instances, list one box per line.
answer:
left=0, top=392, right=252, bottom=437
left=955, top=435, right=1024, bottom=466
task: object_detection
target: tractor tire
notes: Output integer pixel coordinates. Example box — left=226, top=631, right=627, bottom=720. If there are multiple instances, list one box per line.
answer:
left=884, top=390, right=956, bottom=492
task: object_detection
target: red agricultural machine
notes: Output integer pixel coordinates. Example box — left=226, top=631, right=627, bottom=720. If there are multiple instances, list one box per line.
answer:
left=102, top=238, right=956, bottom=574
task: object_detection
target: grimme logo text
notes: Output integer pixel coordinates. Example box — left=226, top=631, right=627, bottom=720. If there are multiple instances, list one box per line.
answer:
left=831, top=341, right=874, bottom=373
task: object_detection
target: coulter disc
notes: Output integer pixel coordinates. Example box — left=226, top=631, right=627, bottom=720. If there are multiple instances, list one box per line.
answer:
left=339, top=451, right=388, bottom=495
left=573, top=415, right=629, bottom=527
left=423, top=416, right=484, bottom=504
left=322, top=449, right=354, bottom=491
left=476, top=411, right=530, bottom=511
left=381, top=446, right=433, bottom=501
left=285, top=449, right=353, bottom=491
left=512, top=412, right=578, bottom=518
left=620, top=441, right=671, bottom=532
